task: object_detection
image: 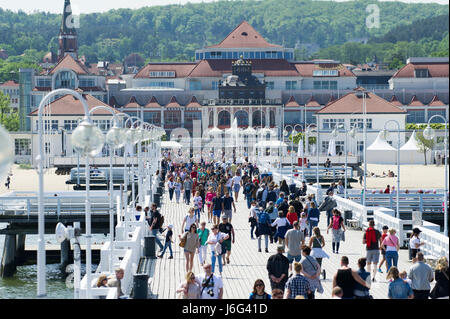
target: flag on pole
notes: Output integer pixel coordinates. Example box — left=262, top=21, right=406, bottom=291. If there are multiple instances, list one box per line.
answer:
left=328, top=139, right=336, bottom=156
left=297, top=139, right=304, bottom=158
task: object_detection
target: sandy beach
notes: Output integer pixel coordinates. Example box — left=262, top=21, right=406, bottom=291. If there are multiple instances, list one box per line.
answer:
left=349, top=164, right=447, bottom=191
left=1, top=163, right=446, bottom=196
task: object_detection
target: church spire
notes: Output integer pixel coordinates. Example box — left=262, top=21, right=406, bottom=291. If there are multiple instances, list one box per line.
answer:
left=58, top=0, right=78, bottom=61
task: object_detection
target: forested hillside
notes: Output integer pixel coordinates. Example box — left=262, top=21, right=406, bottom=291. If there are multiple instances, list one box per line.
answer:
left=0, top=0, right=448, bottom=65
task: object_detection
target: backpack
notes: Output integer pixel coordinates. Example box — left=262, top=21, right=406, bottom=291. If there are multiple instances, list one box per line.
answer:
left=244, top=183, right=252, bottom=195
left=256, top=188, right=263, bottom=201
left=258, top=212, right=269, bottom=225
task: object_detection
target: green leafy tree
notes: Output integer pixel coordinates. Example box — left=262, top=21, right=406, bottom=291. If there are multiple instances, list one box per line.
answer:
left=0, top=91, right=19, bottom=131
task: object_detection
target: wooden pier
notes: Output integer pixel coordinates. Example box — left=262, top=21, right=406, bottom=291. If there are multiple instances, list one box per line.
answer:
left=149, top=185, right=433, bottom=299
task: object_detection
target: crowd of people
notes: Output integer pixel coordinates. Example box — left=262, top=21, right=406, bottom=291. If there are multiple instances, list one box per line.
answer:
left=140, top=158, right=449, bottom=300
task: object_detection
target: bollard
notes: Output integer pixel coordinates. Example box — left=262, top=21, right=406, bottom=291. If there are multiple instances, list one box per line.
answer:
left=133, top=274, right=149, bottom=299
left=156, top=186, right=163, bottom=195
left=144, top=236, right=156, bottom=259
left=344, top=210, right=352, bottom=223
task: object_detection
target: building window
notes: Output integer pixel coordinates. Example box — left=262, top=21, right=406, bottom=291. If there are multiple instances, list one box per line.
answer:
left=15, top=139, right=31, bottom=156
left=36, top=78, right=51, bottom=87
left=269, top=110, right=276, bottom=126
left=306, top=112, right=315, bottom=124
left=93, top=120, right=111, bottom=131
left=321, top=141, right=329, bottom=154
left=350, top=118, right=372, bottom=129
left=234, top=110, right=249, bottom=127
left=185, top=112, right=202, bottom=128
left=267, top=81, right=274, bottom=90
left=189, top=80, right=202, bottom=91
left=64, top=120, right=78, bottom=131
left=313, top=70, right=339, bottom=77
left=428, top=110, right=447, bottom=123
left=285, top=81, right=297, bottom=90
left=252, top=110, right=266, bottom=127
left=336, top=141, right=345, bottom=155
left=212, top=81, right=219, bottom=90
left=322, top=119, right=344, bottom=130
left=284, top=111, right=302, bottom=125
left=415, top=69, right=429, bottom=78
left=36, top=120, right=58, bottom=131
left=165, top=111, right=181, bottom=125
left=79, top=78, right=95, bottom=87
left=209, top=111, right=214, bottom=127
left=149, top=81, right=174, bottom=88
left=218, top=110, right=231, bottom=127
left=55, top=71, right=76, bottom=89
left=143, top=112, right=161, bottom=125
left=313, top=81, right=337, bottom=90
left=407, top=110, right=426, bottom=123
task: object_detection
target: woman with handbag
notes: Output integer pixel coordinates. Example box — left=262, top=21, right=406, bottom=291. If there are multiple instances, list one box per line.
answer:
left=176, top=271, right=200, bottom=299
left=179, top=224, right=200, bottom=273
left=300, top=246, right=323, bottom=299
left=381, top=228, right=400, bottom=271
left=327, top=209, right=346, bottom=254
left=206, top=225, right=229, bottom=276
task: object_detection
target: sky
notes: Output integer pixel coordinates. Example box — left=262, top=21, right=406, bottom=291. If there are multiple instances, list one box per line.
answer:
left=0, top=0, right=447, bottom=14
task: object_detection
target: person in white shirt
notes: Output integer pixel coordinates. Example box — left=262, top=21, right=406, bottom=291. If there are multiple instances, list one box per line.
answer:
left=181, top=208, right=199, bottom=233
left=207, top=225, right=229, bottom=276
left=231, top=173, right=242, bottom=202
left=271, top=211, right=291, bottom=246
left=409, top=228, right=424, bottom=260
left=195, top=263, right=223, bottom=299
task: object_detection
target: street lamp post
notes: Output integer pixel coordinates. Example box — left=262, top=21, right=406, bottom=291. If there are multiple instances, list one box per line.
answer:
left=89, top=106, right=125, bottom=273
left=423, top=116, right=448, bottom=236
left=283, top=124, right=303, bottom=183
left=36, top=89, right=103, bottom=298
left=333, top=124, right=357, bottom=199
left=381, top=120, right=401, bottom=219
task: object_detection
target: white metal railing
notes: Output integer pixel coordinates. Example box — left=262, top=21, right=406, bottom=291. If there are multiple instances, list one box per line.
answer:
left=418, top=226, right=449, bottom=260
left=373, top=209, right=411, bottom=246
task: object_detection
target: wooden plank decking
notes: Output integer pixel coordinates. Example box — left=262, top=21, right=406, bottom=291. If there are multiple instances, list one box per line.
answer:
left=149, top=186, right=420, bottom=299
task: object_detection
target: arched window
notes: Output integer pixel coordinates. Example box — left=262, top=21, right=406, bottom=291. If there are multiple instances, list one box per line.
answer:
left=252, top=110, right=266, bottom=127
left=234, top=110, right=249, bottom=127
left=218, top=110, right=231, bottom=127
left=54, top=71, right=76, bottom=89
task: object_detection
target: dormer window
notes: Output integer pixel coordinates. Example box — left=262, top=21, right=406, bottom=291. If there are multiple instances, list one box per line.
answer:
left=415, top=69, right=429, bottom=78
left=54, top=70, right=76, bottom=89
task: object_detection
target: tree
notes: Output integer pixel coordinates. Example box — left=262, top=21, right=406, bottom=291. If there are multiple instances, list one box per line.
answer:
left=0, top=91, right=19, bottom=131
left=416, top=131, right=435, bottom=166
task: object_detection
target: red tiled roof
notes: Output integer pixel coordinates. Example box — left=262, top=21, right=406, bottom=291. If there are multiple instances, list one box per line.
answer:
left=317, top=91, right=406, bottom=114
left=144, top=96, right=161, bottom=109
left=29, top=94, right=121, bottom=116
left=186, top=96, right=202, bottom=108
left=188, top=59, right=300, bottom=77
left=166, top=96, right=181, bottom=108
left=207, top=21, right=281, bottom=49
left=326, top=95, right=336, bottom=106
left=293, top=63, right=355, bottom=77
left=285, top=96, right=300, bottom=108
left=389, top=95, right=403, bottom=107
left=0, top=80, right=19, bottom=87
left=134, top=63, right=197, bottom=79
left=305, top=96, right=321, bottom=107
left=392, top=62, right=449, bottom=78
left=428, top=95, right=446, bottom=107
left=123, top=96, right=141, bottom=108
left=408, top=95, right=424, bottom=106
left=49, top=54, right=90, bottom=75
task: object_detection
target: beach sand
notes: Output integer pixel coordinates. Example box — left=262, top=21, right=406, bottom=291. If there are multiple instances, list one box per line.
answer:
left=0, top=164, right=72, bottom=195
left=350, top=163, right=447, bottom=190
left=1, top=163, right=447, bottom=195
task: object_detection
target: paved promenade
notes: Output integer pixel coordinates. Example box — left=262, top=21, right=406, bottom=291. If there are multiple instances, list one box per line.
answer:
left=150, top=186, right=417, bottom=299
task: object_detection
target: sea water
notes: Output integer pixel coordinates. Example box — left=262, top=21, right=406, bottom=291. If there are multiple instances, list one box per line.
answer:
left=0, top=224, right=105, bottom=299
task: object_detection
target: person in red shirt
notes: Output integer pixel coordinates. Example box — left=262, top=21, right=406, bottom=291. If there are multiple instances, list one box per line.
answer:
left=286, top=205, right=298, bottom=225
left=384, top=185, right=391, bottom=194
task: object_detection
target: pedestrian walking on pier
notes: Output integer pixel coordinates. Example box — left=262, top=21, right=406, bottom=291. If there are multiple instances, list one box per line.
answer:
left=378, top=225, right=389, bottom=273
left=386, top=267, right=413, bottom=299
left=181, top=208, right=199, bottom=233
left=256, top=203, right=271, bottom=253
left=168, top=177, right=175, bottom=201
left=5, top=176, right=10, bottom=190
left=248, top=200, right=259, bottom=239
left=363, top=220, right=382, bottom=282
left=319, top=190, right=337, bottom=227
left=158, top=224, right=174, bottom=259
left=266, top=245, right=290, bottom=292
left=308, top=226, right=329, bottom=279
left=284, top=262, right=311, bottom=299
left=176, top=271, right=200, bottom=299
left=327, top=209, right=345, bottom=254
left=353, top=258, right=371, bottom=299
left=382, top=228, right=400, bottom=271
left=300, top=246, right=323, bottom=299
left=285, top=221, right=305, bottom=272
left=207, top=225, right=229, bottom=276
left=332, top=256, right=370, bottom=299
left=197, top=222, right=210, bottom=266
left=219, top=217, right=235, bottom=265
left=409, top=228, right=424, bottom=259
left=179, top=223, right=200, bottom=273
left=195, top=263, right=223, bottom=299
left=408, top=252, right=434, bottom=299
left=174, top=177, right=182, bottom=204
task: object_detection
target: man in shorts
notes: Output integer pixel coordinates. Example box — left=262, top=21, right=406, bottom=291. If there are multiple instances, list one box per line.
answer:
left=362, top=220, right=382, bottom=282
left=219, top=216, right=235, bottom=265
left=212, top=195, right=223, bottom=225
left=221, top=191, right=236, bottom=222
